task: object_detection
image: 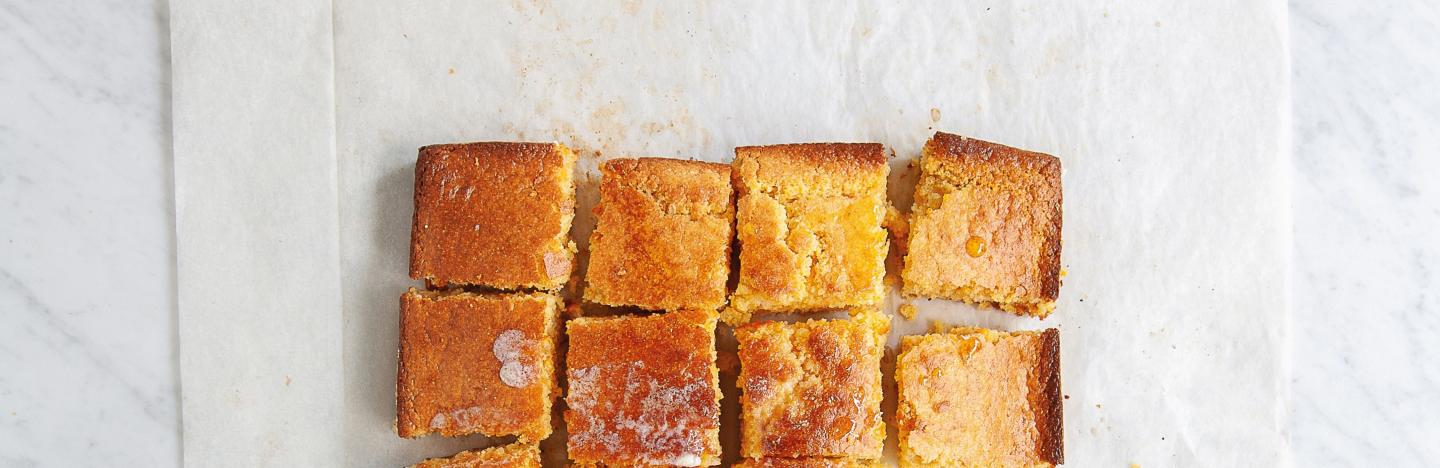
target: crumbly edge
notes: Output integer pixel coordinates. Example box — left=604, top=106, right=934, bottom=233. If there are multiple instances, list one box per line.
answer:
left=730, top=145, right=891, bottom=313
left=899, top=132, right=1061, bottom=316
left=395, top=289, right=561, bottom=441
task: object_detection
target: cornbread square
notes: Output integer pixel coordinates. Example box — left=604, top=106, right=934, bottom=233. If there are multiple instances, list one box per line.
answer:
left=408, top=442, right=541, bottom=468
left=730, top=143, right=890, bottom=313
left=584, top=158, right=735, bottom=311
left=396, top=289, right=560, bottom=441
left=735, top=458, right=884, bottom=467
left=734, top=311, right=890, bottom=459
left=410, top=142, right=577, bottom=290
left=895, top=327, right=1064, bottom=467
left=901, top=132, right=1063, bottom=317
left=565, top=309, right=722, bottom=466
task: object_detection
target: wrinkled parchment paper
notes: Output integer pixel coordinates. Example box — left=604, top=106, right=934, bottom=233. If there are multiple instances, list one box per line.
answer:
left=177, top=1, right=1291, bottom=466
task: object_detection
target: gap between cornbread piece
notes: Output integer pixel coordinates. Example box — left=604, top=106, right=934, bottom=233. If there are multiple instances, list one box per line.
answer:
left=894, top=325, right=1063, bottom=467
left=729, top=143, right=891, bottom=316
left=409, top=141, right=578, bottom=291
left=900, top=132, right=1062, bottom=318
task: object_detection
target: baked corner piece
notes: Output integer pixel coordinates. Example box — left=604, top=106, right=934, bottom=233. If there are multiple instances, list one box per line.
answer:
left=410, top=142, right=577, bottom=290
left=730, top=143, right=890, bottom=313
left=565, top=309, right=722, bottom=466
left=408, top=442, right=541, bottom=468
left=901, top=132, right=1062, bottom=317
left=583, top=158, right=735, bottom=311
left=396, top=289, right=560, bottom=441
left=734, top=458, right=885, bottom=467
left=895, top=327, right=1063, bottom=467
left=734, top=310, right=890, bottom=459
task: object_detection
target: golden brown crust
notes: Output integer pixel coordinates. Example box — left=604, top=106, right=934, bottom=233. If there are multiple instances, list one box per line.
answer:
left=730, top=143, right=890, bottom=314
left=396, top=289, right=559, bottom=441
left=894, top=327, right=1064, bottom=467
left=734, top=311, right=889, bottom=459
left=409, top=142, right=577, bottom=290
left=901, top=132, right=1062, bottom=317
left=564, top=309, right=722, bottom=466
left=733, top=458, right=884, bottom=468
left=1034, top=329, right=1065, bottom=465
left=408, top=442, right=542, bottom=468
left=584, top=158, right=735, bottom=311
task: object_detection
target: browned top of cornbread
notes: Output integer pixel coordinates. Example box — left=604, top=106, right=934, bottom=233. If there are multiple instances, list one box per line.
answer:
left=895, top=327, right=1063, bottom=466
left=565, top=309, right=722, bottom=466
left=730, top=143, right=890, bottom=313
left=902, top=132, right=1062, bottom=317
left=734, top=311, right=890, bottom=459
left=396, top=289, right=559, bottom=441
left=409, top=142, right=576, bottom=290
left=408, top=442, right=542, bottom=468
left=584, top=158, right=735, bottom=311
left=734, top=458, right=884, bottom=468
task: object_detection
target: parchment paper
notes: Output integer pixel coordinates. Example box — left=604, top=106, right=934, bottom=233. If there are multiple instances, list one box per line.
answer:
left=178, top=1, right=1291, bottom=466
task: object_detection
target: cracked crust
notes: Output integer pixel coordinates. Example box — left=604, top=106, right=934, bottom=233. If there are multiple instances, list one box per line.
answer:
left=895, top=327, right=1064, bottom=467
left=564, top=309, right=723, bottom=466
left=730, top=143, right=890, bottom=314
left=396, top=289, right=559, bottom=441
left=584, top=158, right=735, bottom=311
left=407, top=442, right=542, bottom=468
left=734, top=310, right=890, bottom=459
left=409, top=142, right=577, bottom=290
left=900, top=132, right=1062, bottom=317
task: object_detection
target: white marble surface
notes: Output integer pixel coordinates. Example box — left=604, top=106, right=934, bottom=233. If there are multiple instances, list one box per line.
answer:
left=0, top=0, right=179, bottom=466
left=1, top=0, right=1437, bottom=466
left=1290, top=1, right=1440, bottom=465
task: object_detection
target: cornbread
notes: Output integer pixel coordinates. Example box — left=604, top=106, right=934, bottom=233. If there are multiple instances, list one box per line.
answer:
left=584, top=158, right=735, bottom=311
left=901, top=132, right=1063, bottom=317
left=410, top=142, right=577, bottom=290
left=565, top=309, right=722, bottom=466
left=734, top=310, right=889, bottom=459
left=396, top=289, right=560, bottom=441
left=730, top=143, right=890, bottom=314
left=408, top=442, right=541, bottom=468
left=895, top=327, right=1064, bottom=467
left=734, top=458, right=884, bottom=467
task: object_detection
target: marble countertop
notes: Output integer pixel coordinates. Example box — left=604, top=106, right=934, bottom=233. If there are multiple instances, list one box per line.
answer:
left=1, top=0, right=1436, bottom=466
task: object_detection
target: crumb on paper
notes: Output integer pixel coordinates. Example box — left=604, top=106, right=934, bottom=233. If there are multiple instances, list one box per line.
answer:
left=447, top=67, right=455, bottom=75
left=930, top=107, right=941, bottom=122
left=897, top=303, right=917, bottom=320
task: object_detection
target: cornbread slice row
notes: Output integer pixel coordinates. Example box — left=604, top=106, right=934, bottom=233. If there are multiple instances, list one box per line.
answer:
left=730, top=143, right=891, bottom=314
left=896, top=327, right=1064, bottom=467
left=734, top=310, right=890, bottom=460
left=410, top=141, right=577, bottom=291
left=565, top=309, right=723, bottom=466
left=584, top=157, right=735, bottom=311
left=396, top=289, right=560, bottom=441
left=407, top=442, right=541, bottom=468
left=901, top=132, right=1063, bottom=317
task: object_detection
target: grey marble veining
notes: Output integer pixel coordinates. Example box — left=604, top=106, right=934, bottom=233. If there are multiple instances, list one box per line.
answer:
left=1, top=0, right=1438, bottom=466
left=0, top=0, right=179, bottom=466
left=1290, top=1, right=1440, bottom=465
